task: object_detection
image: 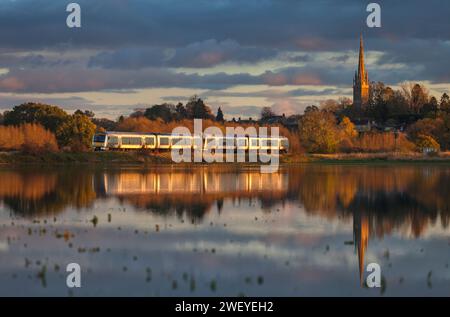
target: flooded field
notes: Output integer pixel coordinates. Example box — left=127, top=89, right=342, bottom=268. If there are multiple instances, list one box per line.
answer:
left=0, top=164, right=449, bottom=296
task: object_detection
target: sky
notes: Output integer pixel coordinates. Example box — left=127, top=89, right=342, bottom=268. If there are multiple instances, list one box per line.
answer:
left=1, top=0, right=450, bottom=119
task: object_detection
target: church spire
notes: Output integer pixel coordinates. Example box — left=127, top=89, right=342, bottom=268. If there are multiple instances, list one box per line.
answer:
left=353, top=34, right=370, bottom=108
left=357, top=35, right=366, bottom=83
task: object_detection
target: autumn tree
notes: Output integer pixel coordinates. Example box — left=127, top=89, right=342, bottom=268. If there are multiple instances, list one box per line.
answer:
left=339, top=117, right=358, bottom=138
left=401, top=83, right=429, bottom=114
left=440, top=93, right=450, bottom=113
left=298, top=109, right=339, bottom=153
left=175, top=102, right=188, bottom=120
left=420, top=96, right=438, bottom=119
left=0, top=123, right=58, bottom=153
left=407, top=118, right=443, bottom=143
left=186, top=96, right=213, bottom=119
left=415, top=134, right=440, bottom=153
left=56, top=113, right=96, bottom=151
left=75, top=109, right=95, bottom=118
left=4, top=103, right=69, bottom=133
left=92, top=118, right=116, bottom=132
left=115, top=116, right=154, bottom=132
left=144, top=103, right=176, bottom=122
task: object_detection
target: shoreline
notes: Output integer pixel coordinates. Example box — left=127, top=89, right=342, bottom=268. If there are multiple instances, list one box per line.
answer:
left=1, top=151, right=450, bottom=166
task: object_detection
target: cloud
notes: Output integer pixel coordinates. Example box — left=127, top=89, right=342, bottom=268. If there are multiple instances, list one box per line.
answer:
left=1, top=0, right=450, bottom=115
left=0, top=67, right=261, bottom=93
left=89, top=39, right=278, bottom=69
left=270, top=98, right=307, bottom=116
left=168, top=39, right=277, bottom=68
left=2, top=0, right=450, bottom=51
left=88, top=47, right=168, bottom=69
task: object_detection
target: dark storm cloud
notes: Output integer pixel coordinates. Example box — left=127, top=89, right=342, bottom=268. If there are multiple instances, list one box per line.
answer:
left=0, top=53, right=74, bottom=69
left=0, top=63, right=355, bottom=93
left=87, top=47, right=168, bottom=69
left=88, top=39, right=278, bottom=69
left=373, top=39, right=450, bottom=83
left=0, top=95, right=91, bottom=109
left=0, top=67, right=261, bottom=93
left=167, top=39, right=278, bottom=68
left=1, top=0, right=450, bottom=93
left=2, top=0, right=450, bottom=50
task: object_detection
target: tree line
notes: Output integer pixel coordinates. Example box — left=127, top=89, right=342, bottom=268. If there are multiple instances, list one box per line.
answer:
left=0, top=82, right=449, bottom=154
left=299, top=82, right=450, bottom=153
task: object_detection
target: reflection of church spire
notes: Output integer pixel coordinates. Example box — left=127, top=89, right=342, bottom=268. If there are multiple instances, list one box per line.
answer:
left=353, top=212, right=369, bottom=285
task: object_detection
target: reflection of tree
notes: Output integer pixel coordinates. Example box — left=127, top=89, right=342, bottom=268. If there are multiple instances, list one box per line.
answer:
left=0, top=172, right=57, bottom=199
left=116, top=194, right=212, bottom=222
left=290, top=165, right=450, bottom=285
left=116, top=190, right=290, bottom=222
left=1, top=165, right=449, bottom=235
left=0, top=168, right=96, bottom=216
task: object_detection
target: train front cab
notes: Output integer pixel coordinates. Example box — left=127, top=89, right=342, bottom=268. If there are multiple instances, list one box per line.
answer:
left=92, top=133, right=107, bottom=151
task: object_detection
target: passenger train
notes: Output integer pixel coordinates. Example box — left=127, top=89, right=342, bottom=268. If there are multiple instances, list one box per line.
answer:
left=92, top=131, right=289, bottom=153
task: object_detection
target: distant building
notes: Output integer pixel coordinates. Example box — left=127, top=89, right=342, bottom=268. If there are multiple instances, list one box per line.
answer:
left=353, top=35, right=370, bottom=109
left=352, top=118, right=372, bottom=133
left=259, top=114, right=300, bottom=131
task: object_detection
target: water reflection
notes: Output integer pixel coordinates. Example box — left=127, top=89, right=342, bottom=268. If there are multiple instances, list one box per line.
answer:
left=97, top=170, right=289, bottom=220
left=2, top=166, right=448, bottom=233
left=0, top=165, right=449, bottom=295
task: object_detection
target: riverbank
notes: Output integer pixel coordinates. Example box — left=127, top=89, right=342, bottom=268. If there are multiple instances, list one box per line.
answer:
left=0, top=151, right=173, bottom=165
left=1, top=150, right=450, bottom=165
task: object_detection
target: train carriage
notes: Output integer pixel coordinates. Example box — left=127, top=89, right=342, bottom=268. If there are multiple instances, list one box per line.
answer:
left=92, top=131, right=289, bottom=153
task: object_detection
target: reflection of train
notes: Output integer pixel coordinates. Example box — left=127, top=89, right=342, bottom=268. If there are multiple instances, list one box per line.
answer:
left=92, top=131, right=289, bottom=152
left=95, top=171, right=287, bottom=195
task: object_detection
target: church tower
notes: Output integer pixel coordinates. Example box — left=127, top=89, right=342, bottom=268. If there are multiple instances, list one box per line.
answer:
left=353, top=35, right=370, bottom=108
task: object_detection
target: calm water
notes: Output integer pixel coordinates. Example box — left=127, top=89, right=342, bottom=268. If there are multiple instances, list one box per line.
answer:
left=0, top=164, right=449, bottom=296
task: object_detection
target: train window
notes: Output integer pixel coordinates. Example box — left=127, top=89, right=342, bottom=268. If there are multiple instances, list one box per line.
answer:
left=236, top=138, right=247, bottom=147
left=107, top=136, right=119, bottom=145
left=250, top=139, right=258, bottom=147
left=281, top=139, right=289, bottom=148
left=145, top=137, right=155, bottom=146
left=122, top=137, right=142, bottom=145
left=159, top=137, right=170, bottom=146
left=93, top=134, right=106, bottom=142
left=217, top=138, right=232, bottom=146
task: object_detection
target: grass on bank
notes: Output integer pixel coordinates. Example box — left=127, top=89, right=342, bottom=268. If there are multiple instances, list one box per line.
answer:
left=1, top=150, right=450, bottom=165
